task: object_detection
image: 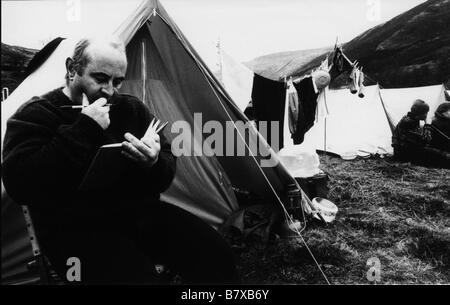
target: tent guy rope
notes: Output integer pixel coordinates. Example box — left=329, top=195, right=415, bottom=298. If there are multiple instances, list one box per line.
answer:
left=149, top=10, right=332, bottom=285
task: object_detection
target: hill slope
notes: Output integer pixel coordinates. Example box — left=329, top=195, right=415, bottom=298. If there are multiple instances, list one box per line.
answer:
left=1, top=43, right=37, bottom=98
left=246, top=47, right=333, bottom=81
left=246, top=0, right=450, bottom=88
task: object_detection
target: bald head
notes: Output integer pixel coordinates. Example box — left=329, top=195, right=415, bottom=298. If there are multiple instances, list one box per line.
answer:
left=65, top=36, right=128, bottom=103
left=66, top=36, right=127, bottom=83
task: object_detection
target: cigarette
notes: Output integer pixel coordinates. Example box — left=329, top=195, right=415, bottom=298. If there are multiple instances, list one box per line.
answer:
left=60, top=104, right=113, bottom=109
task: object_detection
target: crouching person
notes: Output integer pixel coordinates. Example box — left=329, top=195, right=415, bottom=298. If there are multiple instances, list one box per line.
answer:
left=392, top=99, right=449, bottom=168
left=429, top=102, right=450, bottom=153
left=427, top=102, right=450, bottom=168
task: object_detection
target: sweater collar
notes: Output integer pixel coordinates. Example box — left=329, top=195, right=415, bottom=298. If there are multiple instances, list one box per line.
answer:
left=42, top=87, right=78, bottom=107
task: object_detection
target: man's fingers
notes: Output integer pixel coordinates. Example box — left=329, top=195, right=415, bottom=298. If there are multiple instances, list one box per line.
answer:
left=142, top=133, right=160, bottom=146
left=144, top=121, right=160, bottom=138
left=124, top=133, right=153, bottom=156
left=82, top=93, right=90, bottom=106
left=121, top=141, right=147, bottom=162
left=92, top=97, right=108, bottom=106
left=142, top=137, right=160, bottom=151
left=124, top=132, right=141, bottom=145
left=121, top=150, right=140, bottom=162
left=144, top=127, right=156, bottom=139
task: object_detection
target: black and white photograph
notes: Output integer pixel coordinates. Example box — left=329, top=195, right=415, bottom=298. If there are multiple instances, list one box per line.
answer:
left=1, top=0, right=449, bottom=291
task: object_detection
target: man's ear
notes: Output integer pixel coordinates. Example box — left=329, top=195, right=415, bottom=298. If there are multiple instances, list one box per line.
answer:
left=66, top=57, right=75, bottom=79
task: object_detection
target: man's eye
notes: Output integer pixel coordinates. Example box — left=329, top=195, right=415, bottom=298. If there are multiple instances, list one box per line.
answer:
left=113, top=80, right=123, bottom=88
left=94, top=76, right=107, bottom=83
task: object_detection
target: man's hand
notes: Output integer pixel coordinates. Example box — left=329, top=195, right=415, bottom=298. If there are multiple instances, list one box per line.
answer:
left=81, top=94, right=110, bottom=130
left=423, top=125, right=432, bottom=142
left=121, top=127, right=161, bottom=168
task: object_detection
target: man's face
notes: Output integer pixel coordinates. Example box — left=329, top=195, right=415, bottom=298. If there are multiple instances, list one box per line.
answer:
left=72, top=45, right=127, bottom=103
left=418, top=112, right=428, bottom=121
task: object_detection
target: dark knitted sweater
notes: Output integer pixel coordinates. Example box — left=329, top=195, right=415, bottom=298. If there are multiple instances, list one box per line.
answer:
left=392, top=114, right=428, bottom=149
left=2, top=88, right=176, bottom=229
left=430, top=116, right=450, bottom=152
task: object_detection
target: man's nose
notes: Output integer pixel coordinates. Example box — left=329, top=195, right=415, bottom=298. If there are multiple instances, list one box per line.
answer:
left=101, top=82, right=114, bottom=98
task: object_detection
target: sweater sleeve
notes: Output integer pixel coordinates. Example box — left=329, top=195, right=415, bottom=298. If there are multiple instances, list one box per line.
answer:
left=2, top=100, right=106, bottom=205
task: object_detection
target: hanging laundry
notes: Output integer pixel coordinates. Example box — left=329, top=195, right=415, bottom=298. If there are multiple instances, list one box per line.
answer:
left=318, top=57, right=329, bottom=72
left=358, top=70, right=365, bottom=98
left=287, top=79, right=300, bottom=135
left=251, top=73, right=286, bottom=150
left=332, top=48, right=345, bottom=74
left=349, top=65, right=358, bottom=94
left=292, top=76, right=320, bottom=144
left=329, top=47, right=353, bottom=80
left=313, top=70, right=331, bottom=91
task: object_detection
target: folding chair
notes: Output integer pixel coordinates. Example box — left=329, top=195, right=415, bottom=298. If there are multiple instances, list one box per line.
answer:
left=21, top=205, right=62, bottom=284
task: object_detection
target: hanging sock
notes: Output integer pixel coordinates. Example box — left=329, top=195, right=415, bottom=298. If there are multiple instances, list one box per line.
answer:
left=287, top=79, right=299, bottom=135
left=358, top=71, right=365, bottom=98
left=349, top=66, right=358, bottom=94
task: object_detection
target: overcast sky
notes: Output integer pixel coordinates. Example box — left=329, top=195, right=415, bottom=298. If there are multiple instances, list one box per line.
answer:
left=1, top=0, right=426, bottom=69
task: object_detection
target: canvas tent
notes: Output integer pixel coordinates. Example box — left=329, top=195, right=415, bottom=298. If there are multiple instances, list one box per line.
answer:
left=380, top=85, right=447, bottom=127
left=219, top=50, right=254, bottom=112
left=300, top=85, right=393, bottom=158
left=1, top=0, right=298, bottom=284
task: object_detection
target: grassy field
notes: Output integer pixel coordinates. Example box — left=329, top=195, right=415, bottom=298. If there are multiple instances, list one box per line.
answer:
left=236, top=155, right=450, bottom=284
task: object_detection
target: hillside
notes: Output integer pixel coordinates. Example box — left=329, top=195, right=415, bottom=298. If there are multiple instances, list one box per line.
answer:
left=246, top=0, right=450, bottom=88
left=245, top=47, right=333, bottom=81
left=1, top=43, right=37, bottom=98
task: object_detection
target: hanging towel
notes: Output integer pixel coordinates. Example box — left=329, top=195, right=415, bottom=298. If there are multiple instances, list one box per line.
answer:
left=292, top=76, right=320, bottom=145
left=358, top=71, right=365, bottom=98
left=251, top=74, right=286, bottom=150
left=287, top=80, right=300, bottom=135
left=349, top=66, right=358, bottom=94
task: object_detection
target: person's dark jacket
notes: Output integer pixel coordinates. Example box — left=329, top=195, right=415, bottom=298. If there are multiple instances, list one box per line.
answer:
left=430, top=116, right=450, bottom=152
left=2, top=88, right=176, bottom=229
left=392, top=114, right=429, bottom=149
